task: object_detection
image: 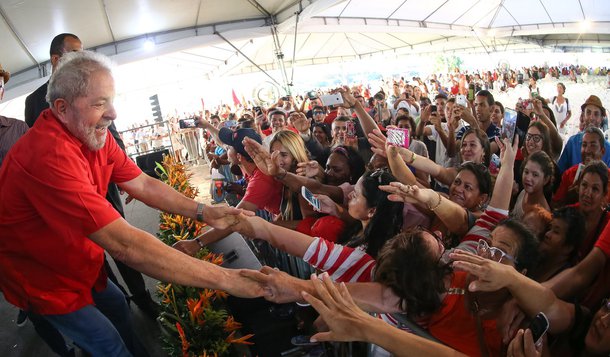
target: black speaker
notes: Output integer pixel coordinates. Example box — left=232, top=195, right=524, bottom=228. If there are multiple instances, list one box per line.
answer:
left=135, top=149, right=169, bottom=179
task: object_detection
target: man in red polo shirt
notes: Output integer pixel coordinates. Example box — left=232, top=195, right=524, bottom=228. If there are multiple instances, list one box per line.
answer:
left=0, top=51, right=264, bottom=356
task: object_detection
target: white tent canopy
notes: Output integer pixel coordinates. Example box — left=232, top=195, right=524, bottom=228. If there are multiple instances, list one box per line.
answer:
left=1, top=0, right=609, bottom=100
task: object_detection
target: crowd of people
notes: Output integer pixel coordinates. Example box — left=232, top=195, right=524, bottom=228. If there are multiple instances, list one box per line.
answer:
left=173, top=65, right=610, bottom=356
left=1, top=31, right=610, bottom=357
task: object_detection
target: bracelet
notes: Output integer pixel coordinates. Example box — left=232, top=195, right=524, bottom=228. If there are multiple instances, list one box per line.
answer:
left=275, top=168, right=288, bottom=180
left=427, top=192, right=442, bottom=211
left=194, top=237, right=205, bottom=249
left=406, top=151, right=416, bottom=165
left=196, top=202, right=205, bottom=222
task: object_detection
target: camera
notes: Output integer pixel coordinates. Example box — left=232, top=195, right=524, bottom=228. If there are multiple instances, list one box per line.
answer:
left=430, top=105, right=438, bottom=114
left=307, top=91, right=317, bottom=100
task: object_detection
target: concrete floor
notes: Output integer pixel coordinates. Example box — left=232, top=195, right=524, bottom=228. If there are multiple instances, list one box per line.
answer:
left=0, top=163, right=214, bottom=357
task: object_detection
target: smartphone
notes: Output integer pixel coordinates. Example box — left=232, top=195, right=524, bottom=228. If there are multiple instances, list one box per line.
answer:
left=501, top=108, right=517, bottom=143
left=387, top=128, right=410, bottom=148
left=467, top=85, right=475, bottom=101
left=301, top=186, right=321, bottom=211
left=429, top=105, right=438, bottom=114
left=179, top=118, right=197, bottom=129
left=320, top=94, right=344, bottom=107
left=346, top=120, right=356, bottom=139
left=253, top=106, right=262, bottom=115
left=528, top=312, right=549, bottom=346
left=456, top=94, right=468, bottom=107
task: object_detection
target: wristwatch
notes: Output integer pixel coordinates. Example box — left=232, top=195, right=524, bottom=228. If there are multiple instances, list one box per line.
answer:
left=196, top=202, right=205, bottom=222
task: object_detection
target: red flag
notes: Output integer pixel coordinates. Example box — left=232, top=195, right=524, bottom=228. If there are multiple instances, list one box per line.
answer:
left=231, top=89, right=241, bottom=106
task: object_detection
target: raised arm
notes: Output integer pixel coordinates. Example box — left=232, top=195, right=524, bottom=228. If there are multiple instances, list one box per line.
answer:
left=243, top=137, right=344, bottom=202
left=337, top=86, right=378, bottom=137
left=489, top=136, right=518, bottom=210
left=532, top=99, right=561, bottom=159
left=386, top=145, right=419, bottom=187
left=399, top=148, right=457, bottom=186
left=380, top=183, right=470, bottom=235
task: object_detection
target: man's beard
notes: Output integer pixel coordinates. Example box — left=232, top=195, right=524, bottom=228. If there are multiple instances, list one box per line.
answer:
left=66, top=117, right=110, bottom=151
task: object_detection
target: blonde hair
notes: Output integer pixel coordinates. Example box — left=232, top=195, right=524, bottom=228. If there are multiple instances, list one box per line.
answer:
left=269, top=130, right=310, bottom=220
left=269, top=130, right=309, bottom=167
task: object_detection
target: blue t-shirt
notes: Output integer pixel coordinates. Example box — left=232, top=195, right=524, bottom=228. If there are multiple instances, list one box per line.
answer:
left=557, top=131, right=610, bottom=174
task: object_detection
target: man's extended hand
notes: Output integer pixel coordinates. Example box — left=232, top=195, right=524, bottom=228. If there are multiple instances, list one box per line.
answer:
left=202, top=205, right=254, bottom=230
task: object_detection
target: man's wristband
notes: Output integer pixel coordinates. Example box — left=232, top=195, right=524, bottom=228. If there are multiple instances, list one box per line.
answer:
left=196, top=202, right=205, bottom=222
left=195, top=236, right=205, bottom=249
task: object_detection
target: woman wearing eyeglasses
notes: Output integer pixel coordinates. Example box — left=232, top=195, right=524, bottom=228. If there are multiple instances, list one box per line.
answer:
left=515, top=121, right=561, bottom=195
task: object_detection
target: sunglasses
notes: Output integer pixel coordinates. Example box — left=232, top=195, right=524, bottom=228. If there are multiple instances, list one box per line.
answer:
left=476, top=239, right=515, bottom=264
left=370, top=168, right=390, bottom=184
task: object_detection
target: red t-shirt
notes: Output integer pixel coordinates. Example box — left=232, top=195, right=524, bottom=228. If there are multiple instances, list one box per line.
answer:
left=553, top=164, right=610, bottom=204
left=242, top=168, right=282, bottom=215
left=0, top=109, right=142, bottom=314
left=428, top=272, right=502, bottom=357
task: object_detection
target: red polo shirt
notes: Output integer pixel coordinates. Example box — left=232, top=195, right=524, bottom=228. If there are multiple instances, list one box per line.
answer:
left=0, top=109, right=142, bottom=314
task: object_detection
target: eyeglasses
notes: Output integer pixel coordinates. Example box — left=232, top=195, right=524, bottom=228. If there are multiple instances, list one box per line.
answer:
left=476, top=239, right=515, bottom=264
left=313, top=111, right=325, bottom=115
left=525, top=133, right=543, bottom=143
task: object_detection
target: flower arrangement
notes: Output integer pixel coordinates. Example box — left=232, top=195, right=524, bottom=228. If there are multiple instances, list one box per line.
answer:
left=155, top=155, right=253, bottom=357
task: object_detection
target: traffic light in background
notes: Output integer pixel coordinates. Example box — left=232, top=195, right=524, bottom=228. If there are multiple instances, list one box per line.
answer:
left=150, top=94, right=162, bottom=123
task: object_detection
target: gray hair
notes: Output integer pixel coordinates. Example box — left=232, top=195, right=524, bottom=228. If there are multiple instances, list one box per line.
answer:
left=46, top=51, right=114, bottom=106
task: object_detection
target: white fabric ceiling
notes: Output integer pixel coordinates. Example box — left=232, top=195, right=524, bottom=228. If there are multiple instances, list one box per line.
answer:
left=1, top=0, right=609, bottom=96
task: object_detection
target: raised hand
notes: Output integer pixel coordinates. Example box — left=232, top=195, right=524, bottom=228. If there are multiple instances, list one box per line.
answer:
left=243, top=137, right=281, bottom=177
left=290, top=112, right=311, bottom=134
left=378, top=182, right=428, bottom=204
left=495, top=135, right=519, bottom=167
left=296, top=160, right=322, bottom=178
left=449, top=249, right=516, bottom=292
left=335, top=86, right=357, bottom=108
left=367, top=129, right=388, bottom=158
